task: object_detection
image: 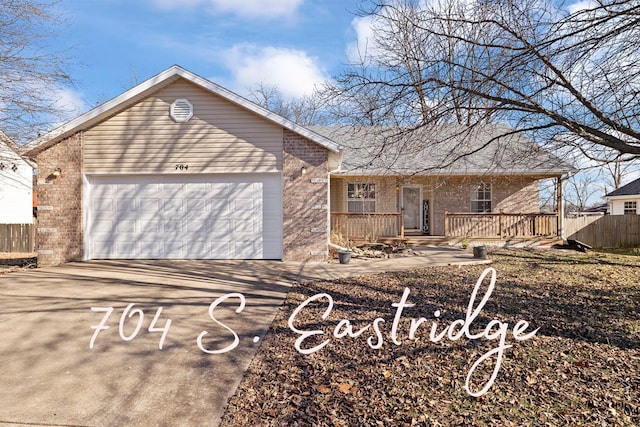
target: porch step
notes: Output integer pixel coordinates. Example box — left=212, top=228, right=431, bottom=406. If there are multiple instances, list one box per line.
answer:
left=373, top=235, right=561, bottom=248
left=378, top=235, right=449, bottom=246
left=405, top=236, right=449, bottom=246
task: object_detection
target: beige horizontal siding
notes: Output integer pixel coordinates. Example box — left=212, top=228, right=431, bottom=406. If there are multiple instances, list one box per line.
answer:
left=84, top=78, right=283, bottom=173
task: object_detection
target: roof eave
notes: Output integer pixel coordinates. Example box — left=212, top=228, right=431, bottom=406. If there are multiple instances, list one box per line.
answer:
left=331, top=169, right=571, bottom=177
left=603, top=194, right=640, bottom=200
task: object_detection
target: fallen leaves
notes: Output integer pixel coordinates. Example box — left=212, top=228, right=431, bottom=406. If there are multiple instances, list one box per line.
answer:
left=316, top=384, right=330, bottom=394
left=337, top=383, right=352, bottom=394
left=221, top=248, right=640, bottom=426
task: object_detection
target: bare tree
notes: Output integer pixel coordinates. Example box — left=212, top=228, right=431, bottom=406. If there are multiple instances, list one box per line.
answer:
left=331, top=0, right=640, bottom=161
left=564, top=172, right=601, bottom=212
left=331, top=0, right=508, bottom=127
left=0, top=0, right=73, bottom=144
left=601, top=155, right=638, bottom=193
left=247, top=83, right=331, bottom=126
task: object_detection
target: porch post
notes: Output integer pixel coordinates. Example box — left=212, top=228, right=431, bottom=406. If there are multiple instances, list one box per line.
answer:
left=444, top=210, right=449, bottom=237
left=556, top=176, right=564, bottom=239
left=400, top=207, right=405, bottom=239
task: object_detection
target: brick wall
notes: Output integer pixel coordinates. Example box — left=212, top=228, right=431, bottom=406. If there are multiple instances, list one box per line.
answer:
left=282, top=130, right=329, bottom=261
left=35, top=134, right=83, bottom=266
left=431, top=176, right=541, bottom=235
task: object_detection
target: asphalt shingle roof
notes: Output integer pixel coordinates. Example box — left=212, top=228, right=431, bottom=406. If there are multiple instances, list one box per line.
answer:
left=605, top=177, right=640, bottom=197
left=310, top=125, right=575, bottom=176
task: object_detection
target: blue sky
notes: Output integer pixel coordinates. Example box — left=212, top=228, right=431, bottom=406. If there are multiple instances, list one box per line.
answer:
left=55, top=0, right=366, bottom=115
left=46, top=0, right=634, bottom=203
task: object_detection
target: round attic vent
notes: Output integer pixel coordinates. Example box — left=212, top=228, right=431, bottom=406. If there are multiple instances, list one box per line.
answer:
left=170, top=99, right=193, bottom=123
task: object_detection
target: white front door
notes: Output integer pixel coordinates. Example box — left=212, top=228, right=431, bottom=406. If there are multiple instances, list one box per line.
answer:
left=85, top=173, right=283, bottom=260
left=401, top=186, right=421, bottom=231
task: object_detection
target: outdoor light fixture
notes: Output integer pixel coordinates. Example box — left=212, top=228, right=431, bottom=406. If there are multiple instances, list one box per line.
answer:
left=52, top=168, right=62, bottom=178
left=301, top=166, right=307, bottom=175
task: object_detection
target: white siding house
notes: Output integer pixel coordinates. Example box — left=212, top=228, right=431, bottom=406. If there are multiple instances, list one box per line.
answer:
left=0, top=132, right=34, bottom=224
left=604, top=177, right=640, bottom=215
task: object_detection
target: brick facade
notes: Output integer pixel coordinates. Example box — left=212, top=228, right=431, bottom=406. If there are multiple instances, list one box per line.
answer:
left=32, top=130, right=332, bottom=266
left=430, top=176, right=540, bottom=235
left=35, top=134, right=83, bottom=266
left=282, top=130, right=330, bottom=261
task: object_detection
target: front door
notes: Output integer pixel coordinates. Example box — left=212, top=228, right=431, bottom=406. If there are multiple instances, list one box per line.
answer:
left=401, top=186, right=421, bottom=231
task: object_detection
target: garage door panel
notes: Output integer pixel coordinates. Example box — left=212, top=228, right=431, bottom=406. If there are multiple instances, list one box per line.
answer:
left=209, top=241, right=231, bottom=257
left=116, top=241, right=137, bottom=254
left=92, top=220, right=115, bottom=233
left=116, top=199, right=137, bottom=212
left=235, top=241, right=258, bottom=258
left=233, top=219, right=259, bottom=234
left=139, top=199, right=160, bottom=213
left=140, top=219, right=159, bottom=231
left=117, top=184, right=138, bottom=197
left=116, top=220, right=136, bottom=233
left=140, top=241, right=164, bottom=258
left=164, top=241, right=184, bottom=258
left=163, top=199, right=184, bottom=213
left=186, top=198, right=208, bottom=211
left=87, top=174, right=282, bottom=260
left=162, top=220, right=182, bottom=233
left=210, top=198, right=230, bottom=214
left=92, top=198, right=114, bottom=212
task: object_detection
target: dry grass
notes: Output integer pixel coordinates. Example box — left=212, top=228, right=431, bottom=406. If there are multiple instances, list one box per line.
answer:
left=222, top=248, right=640, bottom=426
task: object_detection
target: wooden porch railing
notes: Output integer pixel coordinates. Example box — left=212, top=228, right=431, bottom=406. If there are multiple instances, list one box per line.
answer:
left=444, top=211, right=559, bottom=238
left=331, top=212, right=404, bottom=240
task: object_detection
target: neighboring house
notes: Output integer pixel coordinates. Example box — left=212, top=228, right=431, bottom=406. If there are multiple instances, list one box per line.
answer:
left=0, top=131, right=34, bottom=224
left=21, top=65, right=574, bottom=267
left=568, top=203, right=608, bottom=216
left=604, top=177, right=640, bottom=215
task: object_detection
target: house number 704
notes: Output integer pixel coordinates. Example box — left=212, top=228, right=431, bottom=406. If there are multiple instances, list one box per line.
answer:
left=175, top=164, right=189, bottom=170
left=90, top=304, right=172, bottom=349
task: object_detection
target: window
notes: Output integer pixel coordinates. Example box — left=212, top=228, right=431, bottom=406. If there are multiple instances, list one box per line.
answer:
left=347, top=183, right=376, bottom=213
left=624, top=201, right=637, bottom=215
left=471, top=182, right=491, bottom=213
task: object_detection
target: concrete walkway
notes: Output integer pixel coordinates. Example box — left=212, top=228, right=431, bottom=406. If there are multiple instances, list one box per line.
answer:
left=0, top=247, right=487, bottom=426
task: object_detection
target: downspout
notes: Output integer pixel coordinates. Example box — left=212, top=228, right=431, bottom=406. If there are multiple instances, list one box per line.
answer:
left=558, top=171, right=576, bottom=242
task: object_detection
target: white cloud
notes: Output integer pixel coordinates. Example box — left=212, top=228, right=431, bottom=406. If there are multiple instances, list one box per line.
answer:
left=53, top=86, right=88, bottom=120
left=346, top=16, right=377, bottom=63
left=567, top=0, right=598, bottom=14
left=151, top=0, right=304, bottom=19
left=223, top=45, right=329, bottom=98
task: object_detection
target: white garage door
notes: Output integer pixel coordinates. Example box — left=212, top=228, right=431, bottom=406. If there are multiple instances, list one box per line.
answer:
left=85, top=174, right=282, bottom=260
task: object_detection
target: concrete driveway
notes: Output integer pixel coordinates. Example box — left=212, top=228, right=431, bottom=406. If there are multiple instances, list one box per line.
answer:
left=0, top=248, right=486, bottom=426
left=0, top=260, right=296, bottom=426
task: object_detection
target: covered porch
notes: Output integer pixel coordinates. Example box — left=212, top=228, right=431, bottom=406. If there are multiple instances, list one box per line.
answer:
left=329, top=175, right=564, bottom=244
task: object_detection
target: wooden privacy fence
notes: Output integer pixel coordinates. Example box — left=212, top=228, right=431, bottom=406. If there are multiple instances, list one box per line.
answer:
left=445, top=212, right=559, bottom=238
left=331, top=212, right=404, bottom=240
left=565, top=215, right=640, bottom=248
left=0, top=223, right=35, bottom=252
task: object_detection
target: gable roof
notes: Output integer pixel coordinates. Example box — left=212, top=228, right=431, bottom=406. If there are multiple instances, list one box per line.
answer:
left=605, top=176, right=640, bottom=197
left=21, top=65, right=341, bottom=156
left=310, top=125, right=575, bottom=176
left=1, top=131, right=34, bottom=168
